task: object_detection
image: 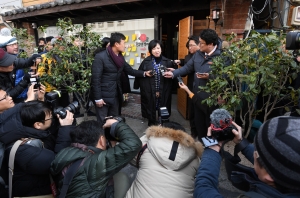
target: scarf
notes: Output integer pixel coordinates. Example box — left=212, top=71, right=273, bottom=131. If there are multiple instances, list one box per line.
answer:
left=107, top=45, right=124, bottom=69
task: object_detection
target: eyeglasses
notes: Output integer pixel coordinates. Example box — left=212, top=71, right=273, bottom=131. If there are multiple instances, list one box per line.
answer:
left=188, top=44, right=198, bottom=48
left=0, top=94, right=8, bottom=102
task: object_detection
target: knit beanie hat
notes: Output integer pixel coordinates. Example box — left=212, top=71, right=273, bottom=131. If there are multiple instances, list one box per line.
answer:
left=254, top=116, right=300, bottom=190
left=0, top=35, right=18, bottom=48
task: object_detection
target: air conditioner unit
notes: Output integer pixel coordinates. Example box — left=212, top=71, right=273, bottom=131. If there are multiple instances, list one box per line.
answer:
left=291, top=6, right=300, bottom=26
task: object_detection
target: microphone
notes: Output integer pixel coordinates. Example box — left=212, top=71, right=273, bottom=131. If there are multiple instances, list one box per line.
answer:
left=210, top=109, right=236, bottom=141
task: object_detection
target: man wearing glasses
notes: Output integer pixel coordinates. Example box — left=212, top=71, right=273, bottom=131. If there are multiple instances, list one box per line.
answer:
left=194, top=117, right=300, bottom=197
left=164, top=29, right=220, bottom=139
left=0, top=85, right=74, bottom=197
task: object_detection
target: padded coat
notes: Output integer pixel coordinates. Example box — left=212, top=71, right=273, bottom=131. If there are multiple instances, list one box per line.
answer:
left=51, top=121, right=142, bottom=198
left=91, top=49, right=144, bottom=105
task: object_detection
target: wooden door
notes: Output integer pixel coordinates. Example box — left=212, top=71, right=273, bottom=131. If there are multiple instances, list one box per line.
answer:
left=177, top=16, right=193, bottom=119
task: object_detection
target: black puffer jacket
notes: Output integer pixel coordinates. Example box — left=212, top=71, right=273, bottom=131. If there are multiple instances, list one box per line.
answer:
left=133, top=56, right=174, bottom=121
left=91, top=50, right=144, bottom=105
left=0, top=55, right=40, bottom=100
left=0, top=103, right=73, bottom=197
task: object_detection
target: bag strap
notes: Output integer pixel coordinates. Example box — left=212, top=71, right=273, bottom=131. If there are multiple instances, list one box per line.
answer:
left=8, top=140, right=23, bottom=198
left=136, top=144, right=148, bottom=169
left=59, top=158, right=84, bottom=198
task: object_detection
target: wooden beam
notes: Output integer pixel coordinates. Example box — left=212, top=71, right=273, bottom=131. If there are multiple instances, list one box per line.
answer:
left=2, top=0, right=143, bottom=21
left=37, top=2, right=209, bottom=25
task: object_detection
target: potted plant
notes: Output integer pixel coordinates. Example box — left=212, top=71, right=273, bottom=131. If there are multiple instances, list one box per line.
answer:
left=201, top=30, right=300, bottom=138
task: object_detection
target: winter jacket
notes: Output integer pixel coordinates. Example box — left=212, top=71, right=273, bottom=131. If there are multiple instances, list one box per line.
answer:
left=0, top=103, right=73, bottom=197
left=194, top=144, right=300, bottom=198
left=133, top=56, right=174, bottom=121
left=91, top=49, right=144, bottom=105
left=173, top=49, right=221, bottom=101
left=51, top=121, right=142, bottom=198
left=125, top=125, right=203, bottom=198
left=0, top=55, right=38, bottom=101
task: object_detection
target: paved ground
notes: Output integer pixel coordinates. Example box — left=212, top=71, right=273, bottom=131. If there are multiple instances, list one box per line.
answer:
left=121, top=93, right=245, bottom=197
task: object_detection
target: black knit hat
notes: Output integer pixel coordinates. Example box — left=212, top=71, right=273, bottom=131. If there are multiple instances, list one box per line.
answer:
left=254, top=116, right=300, bottom=190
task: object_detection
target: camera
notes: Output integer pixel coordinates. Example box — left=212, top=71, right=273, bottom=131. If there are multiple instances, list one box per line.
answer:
left=103, top=116, right=125, bottom=148
left=29, top=76, right=40, bottom=89
left=286, top=31, right=300, bottom=50
left=53, top=101, right=79, bottom=119
left=210, top=109, right=236, bottom=141
left=159, top=65, right=168, bottom=76
left=45, top=90, right=80, bottom=119
left=158, top=107, right=170, bottom=125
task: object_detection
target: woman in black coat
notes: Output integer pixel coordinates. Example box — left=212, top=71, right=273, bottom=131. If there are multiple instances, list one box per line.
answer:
left=134, top=40, right=174, bottom=126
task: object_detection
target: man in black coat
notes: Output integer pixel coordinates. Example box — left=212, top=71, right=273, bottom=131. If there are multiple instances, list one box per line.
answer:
left=91, top=32, right=152, bottom=125
left=164, top=29, right=220, bottom=140
left=0, top=87, right=74, bottom=197
left=0, top=48, right=41, bottom=102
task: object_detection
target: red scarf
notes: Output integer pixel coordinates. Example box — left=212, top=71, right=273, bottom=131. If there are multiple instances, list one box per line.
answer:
left=107, top=45, right=124, bottom=70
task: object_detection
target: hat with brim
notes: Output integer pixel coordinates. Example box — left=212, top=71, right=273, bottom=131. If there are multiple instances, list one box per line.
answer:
left=0, top=35, right=18, bottom=48
left=0, top=48, right=16, bottom=67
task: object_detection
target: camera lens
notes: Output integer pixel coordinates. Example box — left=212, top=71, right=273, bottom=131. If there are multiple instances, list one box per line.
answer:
left=64, top=101, right=79, bottom=114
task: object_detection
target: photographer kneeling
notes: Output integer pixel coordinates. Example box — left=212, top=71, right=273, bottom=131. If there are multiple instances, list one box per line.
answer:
left=51, top=118, right=142, bottom=198
left=194, top=116, right=300, bottom=197
left=0, top=84, right=74, bottom=197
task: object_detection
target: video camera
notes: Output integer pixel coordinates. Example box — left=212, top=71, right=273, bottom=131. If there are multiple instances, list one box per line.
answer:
left=158, top=107, right=170, bottom=125
left=45, top=90, right=79, bottom=119
left=210, top=109, right=236, bottom=141
left=286, top=31, right=300, bottom=50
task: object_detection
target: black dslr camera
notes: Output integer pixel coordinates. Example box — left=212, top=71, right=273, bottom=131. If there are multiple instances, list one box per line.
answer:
left=210, top=109, right=237, bottom=141
left=103, top=116, right=125, bottom=148
left=45, top=90, right=80, bottom=119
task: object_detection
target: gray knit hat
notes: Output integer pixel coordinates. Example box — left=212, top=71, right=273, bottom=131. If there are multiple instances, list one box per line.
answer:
left=254, top=116, right=300, bottom=190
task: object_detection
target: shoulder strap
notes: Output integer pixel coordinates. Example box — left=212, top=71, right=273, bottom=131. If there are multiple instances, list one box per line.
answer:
left=8, top=140, right=23, bottom=198
left=136, top=144, right=148, bottom=169
left=59, top=158, right=84, bottom=198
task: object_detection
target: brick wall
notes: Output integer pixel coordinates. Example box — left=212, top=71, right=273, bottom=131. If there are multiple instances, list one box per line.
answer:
left=210, top=0, right=252, bottom=40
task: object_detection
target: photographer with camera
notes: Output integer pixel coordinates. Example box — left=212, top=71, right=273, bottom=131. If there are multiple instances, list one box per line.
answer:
left=133, top=39, right=175, bottom=126
left=51, top=118, right=142, bottom=198
left=0, top=47, right=41, bottom=103
left=194, top=115, right=300, bottom=197
left=0, top=84, right=74, bottom=197
left=0, top=29, right=42, bottom=103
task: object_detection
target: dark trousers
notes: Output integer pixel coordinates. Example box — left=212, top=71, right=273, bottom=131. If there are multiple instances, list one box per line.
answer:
left=194, top=103, right=216, bottom=141
left=95, top=97, right=119, bottom=125
left=188, top=98, right=197, bottom=137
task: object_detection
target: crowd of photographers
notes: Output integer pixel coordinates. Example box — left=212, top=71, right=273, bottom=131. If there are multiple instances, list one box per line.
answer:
left=0, top=26, right=299, bottom=198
